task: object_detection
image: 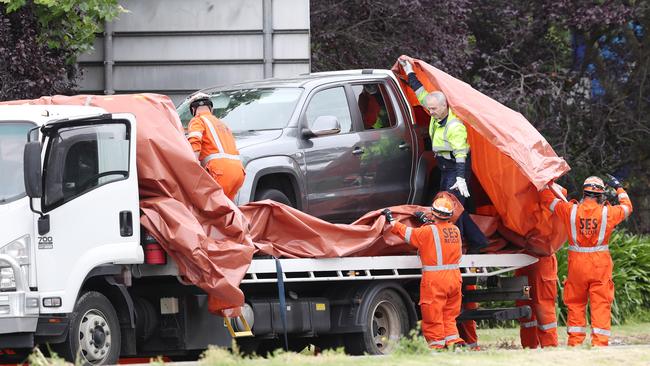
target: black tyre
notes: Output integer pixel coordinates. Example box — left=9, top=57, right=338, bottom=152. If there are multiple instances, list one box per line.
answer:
left=345, top=289, right=409, bottom=355
left=254, top=188, right=292, bottom=207
left=55, top=291, right=121, bottom=365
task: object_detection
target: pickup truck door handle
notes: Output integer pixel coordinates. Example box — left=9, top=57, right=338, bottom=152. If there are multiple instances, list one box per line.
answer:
left=352, top=147, right=365, bottom=155
left=398, top=142, right=411, bottom=150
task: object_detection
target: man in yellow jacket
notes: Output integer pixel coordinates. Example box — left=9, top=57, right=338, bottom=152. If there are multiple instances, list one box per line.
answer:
left=398, top=57, right=487, bottom=254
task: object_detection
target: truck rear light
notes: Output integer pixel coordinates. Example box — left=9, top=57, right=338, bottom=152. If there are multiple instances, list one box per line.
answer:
left=43, top=297, right=62, bottom=307
left=144, top=243, right=166, bottom=265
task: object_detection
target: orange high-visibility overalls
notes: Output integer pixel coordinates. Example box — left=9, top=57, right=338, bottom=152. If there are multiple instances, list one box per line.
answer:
left=458, top=282, right=479, bottom=349
left=541, top=188, right=633, bottom=346
left=515, top=254, right=559, bottom=348
left=187, top=111, right=245, bottom=200
left=392, top=221, right=463, bottom=348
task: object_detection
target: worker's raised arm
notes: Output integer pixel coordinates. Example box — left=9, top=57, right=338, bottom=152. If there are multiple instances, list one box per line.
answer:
left=382, top=208, right=427, bottom=250
left=390, top=221, right=433, bottom=250
left=540, top=186, right=572, bottom=219
left=399, top=57, right=429, bottom=105
left=604, top=175, right=633, bottom=226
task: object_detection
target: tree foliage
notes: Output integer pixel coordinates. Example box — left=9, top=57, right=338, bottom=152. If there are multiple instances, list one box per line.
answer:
left=0, top=0, right=123, bottom=100
left=310, top=0, right=474, bottom=77
left=311, top=0, right=650, bottom=232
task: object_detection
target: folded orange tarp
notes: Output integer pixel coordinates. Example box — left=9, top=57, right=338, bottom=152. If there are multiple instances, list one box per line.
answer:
left=393, top=57, right=571, bottom=255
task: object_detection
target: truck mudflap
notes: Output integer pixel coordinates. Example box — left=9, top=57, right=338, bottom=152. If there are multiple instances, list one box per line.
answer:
left=0, top=254, right=39, bottom=337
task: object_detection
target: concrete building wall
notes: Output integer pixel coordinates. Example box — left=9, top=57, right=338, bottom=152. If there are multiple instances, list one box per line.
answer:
left=77, top=0, right=310, bottom=105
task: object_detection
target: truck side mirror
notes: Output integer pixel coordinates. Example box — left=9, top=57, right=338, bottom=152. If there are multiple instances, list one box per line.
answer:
left=24, top=142, right=43, bottom=198
left=302, top=115, right=341, bottom=138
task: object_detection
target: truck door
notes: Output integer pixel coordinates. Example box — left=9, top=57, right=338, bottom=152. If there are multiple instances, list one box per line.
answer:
left=299, top=86, right=366, bottom=223
left=35, top=114, right=142, bottom=312
left=349, top=81, right=414, bottom=211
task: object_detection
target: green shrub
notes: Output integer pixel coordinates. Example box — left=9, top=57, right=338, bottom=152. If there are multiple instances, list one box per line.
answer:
left=556, top=231, right=650, bottom=325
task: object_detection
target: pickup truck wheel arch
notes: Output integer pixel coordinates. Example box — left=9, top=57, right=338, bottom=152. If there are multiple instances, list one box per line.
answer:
left=254, top=188, right=292, bottom=207
left=253, top=172, right=300, bottom=208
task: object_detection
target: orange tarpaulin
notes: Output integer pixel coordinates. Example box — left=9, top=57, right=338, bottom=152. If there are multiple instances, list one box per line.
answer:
left=392, top=57, right=570, bottom=255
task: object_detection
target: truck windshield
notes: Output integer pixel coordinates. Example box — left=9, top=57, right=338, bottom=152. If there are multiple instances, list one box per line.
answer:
left=177, top=88, right=303, bottom=132
left=0, top=122, right=33, bottom=204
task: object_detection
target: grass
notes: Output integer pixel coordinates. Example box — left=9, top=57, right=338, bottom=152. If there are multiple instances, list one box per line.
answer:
left=195, top=323, right=650, bottom=366
left=477, top=322, right=650, bottom=347
left=197, top=345, right=650, bottom=366
left=24, top=323, right=650, bottom=366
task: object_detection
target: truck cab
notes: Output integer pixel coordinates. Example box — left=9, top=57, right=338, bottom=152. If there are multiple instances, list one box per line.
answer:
left=0, top=106, right=143, bottom=363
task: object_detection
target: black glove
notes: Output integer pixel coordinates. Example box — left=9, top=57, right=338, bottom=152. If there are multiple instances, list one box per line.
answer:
left=381, top=208, right=394, bottom=223
left=605, top=174, right=622, bottom=190
left=413, top=211, right=429, bottom=224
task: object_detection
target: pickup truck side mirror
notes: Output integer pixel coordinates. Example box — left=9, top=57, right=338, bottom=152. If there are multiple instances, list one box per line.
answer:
left=302, top=115, right=341, bottom=138
left=24, top=142, right=43, bottom=198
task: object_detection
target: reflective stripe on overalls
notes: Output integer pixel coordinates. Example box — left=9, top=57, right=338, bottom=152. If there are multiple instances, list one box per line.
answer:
left=421, top=225, right=460, bottom=272
left=568, top=205, right=610, bottom=252
left=199, top=116, right=241, bottom=167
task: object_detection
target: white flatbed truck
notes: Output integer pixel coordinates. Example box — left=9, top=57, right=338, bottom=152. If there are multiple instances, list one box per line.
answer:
left=0, top=105, right=535, bottom=364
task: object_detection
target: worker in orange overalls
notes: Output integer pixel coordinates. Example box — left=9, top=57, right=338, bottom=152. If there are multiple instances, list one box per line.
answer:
left=383, top=196, right=463, bottom=349
left=458, top=281, right=480, bottom=350
left=541, top=175, right=633, bottom=346
left=515, top=254, right=559, bottom=348
left=186, top=92, right=245, bottom=200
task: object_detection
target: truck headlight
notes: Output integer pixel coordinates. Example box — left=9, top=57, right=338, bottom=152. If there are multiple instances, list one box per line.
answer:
left=0, top=268, right=16, bottom=290
left=0, top=235, right=30, bottom=291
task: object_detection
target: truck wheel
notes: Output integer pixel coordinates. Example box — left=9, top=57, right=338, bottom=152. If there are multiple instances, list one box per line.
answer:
left=55, top=291, right=121, bottom=365
left=345, top=289, right=409, bottom=355
left=254, top=188, right=292, bottom=207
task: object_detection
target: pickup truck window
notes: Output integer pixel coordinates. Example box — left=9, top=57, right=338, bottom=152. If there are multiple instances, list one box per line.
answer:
left=352, top=83, right=396, bottom=130
left=305, top=87, right=352, bottom=134
left=0, top=122, right=33, bottom=204
left=177, top=88, right=302, bottom=132
left=43, top=123, right=130, bottom=211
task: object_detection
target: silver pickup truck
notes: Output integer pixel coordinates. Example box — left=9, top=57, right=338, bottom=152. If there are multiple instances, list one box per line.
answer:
left=176, top=70, right=438, bottom=223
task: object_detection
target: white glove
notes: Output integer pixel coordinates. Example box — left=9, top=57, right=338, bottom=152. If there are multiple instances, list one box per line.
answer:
left=399, top=58, right=414, bottom=74
left=450, top=177, right=470, bottom=198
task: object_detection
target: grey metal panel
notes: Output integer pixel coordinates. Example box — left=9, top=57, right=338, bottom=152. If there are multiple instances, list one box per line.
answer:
left=273, top=0, right=309, bottom=30
left=273, top=63, right=310, bottom=78
left=78, top=38, right=105, bottom=62
left=112, top=64, right=265, bottom=90
left=77, top=66, right=105, bottom=91
left=115, top=0, right=263, bottom=32
left=113, top=35, right=264, bottom=61
left=273, top=34, right=310, bottom=59
left=76, top=0, right=311, bottom=96
left=167, top=93, right=193, bottom=106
